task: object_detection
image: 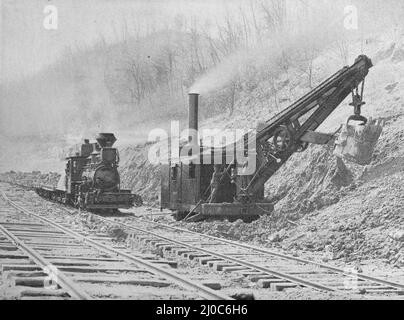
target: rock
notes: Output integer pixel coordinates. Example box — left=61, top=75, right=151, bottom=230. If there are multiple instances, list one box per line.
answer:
left=385, top=82, right=398, bottom=93
left=308, top=226, right=317, bottom=232
left=230, top=292, right=255, bottom=300
left=268, top=234, right=281, bottom=243
left=390, top=230, right=404, bottom=242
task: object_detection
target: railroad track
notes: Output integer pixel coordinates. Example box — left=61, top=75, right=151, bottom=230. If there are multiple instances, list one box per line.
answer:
left=94, top=214, right=404, bottom=299
left=2, top=182, right=403, bottom=299
left=0, top=189, right=231, bottom=300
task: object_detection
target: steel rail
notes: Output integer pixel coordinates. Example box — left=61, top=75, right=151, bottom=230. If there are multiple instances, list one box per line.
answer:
left=0, top=224, right=91, bottom=300
left=129, top=217, right=404, bottom=291
left=0, top=190, right=231, bottom=301
left=95, top=216, right=338, bottom=292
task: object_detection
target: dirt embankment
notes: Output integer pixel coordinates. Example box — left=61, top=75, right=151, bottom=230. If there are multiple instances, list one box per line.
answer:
left=0, top=171, right=60, bottom=189
left=119, top=144, right=160, bottom=206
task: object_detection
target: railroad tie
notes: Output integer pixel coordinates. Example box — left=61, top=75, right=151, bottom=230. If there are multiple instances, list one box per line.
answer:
left=187, top=253, right=210, bottom=260
left=197, top=257, right=222, bottom=266
left=257, top=278, right=289, bottom=289
left=211, top=261, right=239, bottom=272
left=2, top=265, right=43, bottom=272
left=18, top=288, right=70, bottom=299
left=221, top=266, right=251, bottom=273
left=73, top=276, right=171, bottom=288
left=271, top=282, right=300, bottom=291
left=201, top=282, right=222, bottom=291
left=173, top=248, right=193, bottom=256
left=0, top=245, right=19, bottom=251
left=3, top=271, right=48, bottom=278
left=0, top=252, right=29, bottom=259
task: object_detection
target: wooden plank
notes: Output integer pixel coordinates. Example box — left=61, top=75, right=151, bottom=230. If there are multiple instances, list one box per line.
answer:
left=151, top=260, right=178, bottom=268
left=196, top=257, right=221, bottom=265
left=0, top=258, right=33, bottom=265
left=20, top=296, right=68, bottom=300
left=13, top=277, right=48, bottom=287
left=258, top=278, right=287, bottom=288
left=250, top=275, right=280, bottom=283
left=57, top=266, right=147, bottom=273
left=202, top=282, right=222, bottom=290
left=42, top=255, right=122, bottom=262
left=73, top=276, right=170, bottom=287
left=1, top=222, right=46, bottom=227
left=211, top=262, right=238, bottom=271
left=11, top=233, right=70, bottom=239
left=271, top=282, right=299, bottom=291
left=19, top=288, right=70, bottom=297
left=187, top=253, right=210, bottom=260
left=4, top=271, right=48, bottom=278
left=0, top=245, right=18, bottom=251
left=0, top=252, right=29, bottom=259
left=2, top=265, right=43, bottom=272
left=222, top=266, right=251, bottom=273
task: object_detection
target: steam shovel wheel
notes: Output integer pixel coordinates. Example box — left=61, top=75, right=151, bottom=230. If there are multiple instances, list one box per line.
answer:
left=273, top=126, right=293, bottom=152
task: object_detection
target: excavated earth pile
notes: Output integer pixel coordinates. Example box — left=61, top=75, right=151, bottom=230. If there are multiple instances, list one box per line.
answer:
left=119, top=144, right=160, bottom=206
left=184, top=114, right=404, bottom=268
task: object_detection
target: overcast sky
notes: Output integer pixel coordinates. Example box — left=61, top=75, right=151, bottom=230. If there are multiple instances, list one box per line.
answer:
left=0, top=0, right=399, bottom=84
left=0, top=0, right=246, bottom=83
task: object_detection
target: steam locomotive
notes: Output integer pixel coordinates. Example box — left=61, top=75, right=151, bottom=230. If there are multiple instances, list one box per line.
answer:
left=36, top=133, right=141, bottom=212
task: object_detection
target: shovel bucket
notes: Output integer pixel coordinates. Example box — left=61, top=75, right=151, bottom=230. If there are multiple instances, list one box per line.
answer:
left=334, top=118, right=385, bottom=165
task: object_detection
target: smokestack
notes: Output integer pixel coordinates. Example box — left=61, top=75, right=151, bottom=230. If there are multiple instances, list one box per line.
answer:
left=188, top=93, right=199, bottom=144
left=188, top=93, right=199, bottom=132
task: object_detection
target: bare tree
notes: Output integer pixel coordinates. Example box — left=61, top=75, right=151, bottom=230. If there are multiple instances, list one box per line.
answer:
left=260, top=0, right=287, bottom=34
left=337, top=39, right=350, bottom=65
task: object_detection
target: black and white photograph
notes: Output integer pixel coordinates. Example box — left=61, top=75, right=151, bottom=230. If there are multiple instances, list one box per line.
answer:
left=0, top=0, right=403, bottom=306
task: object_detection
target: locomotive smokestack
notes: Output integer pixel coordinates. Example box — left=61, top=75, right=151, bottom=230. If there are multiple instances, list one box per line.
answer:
left=96, top=133, right=117, bottom=148
left=188, top=93, right=199, bottom=143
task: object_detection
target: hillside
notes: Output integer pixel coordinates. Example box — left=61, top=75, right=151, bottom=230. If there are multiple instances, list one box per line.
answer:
left=0, top=1, right=403, bottom=273
left=116, top=32, right=404, bottom=270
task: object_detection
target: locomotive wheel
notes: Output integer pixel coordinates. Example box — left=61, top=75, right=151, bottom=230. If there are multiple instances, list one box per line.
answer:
left=273, top=126, right=293, bottom=152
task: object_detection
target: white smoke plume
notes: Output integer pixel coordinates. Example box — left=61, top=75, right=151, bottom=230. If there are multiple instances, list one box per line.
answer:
left=189, top=49, right=252, bottom=95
